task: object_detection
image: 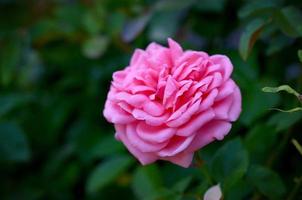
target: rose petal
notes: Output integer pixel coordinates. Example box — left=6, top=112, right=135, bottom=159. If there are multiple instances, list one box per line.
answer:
left=176, top=109, right=215, bottom=136
left=162, top=152, right=194, bottom=168
left=126, top=123, right=168, bottom=152
left=210, top=55, right=233, bottom=81
left=116, top=131, right=158, bottom=165
left=187, top=121, right=232, bottom=152
left=157, top=135, right=194, bottom=157
left=136, top=122, right=175, bottom=143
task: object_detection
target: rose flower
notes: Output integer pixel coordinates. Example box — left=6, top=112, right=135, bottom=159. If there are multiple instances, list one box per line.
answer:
left=103, top=39, right=241, bottom=167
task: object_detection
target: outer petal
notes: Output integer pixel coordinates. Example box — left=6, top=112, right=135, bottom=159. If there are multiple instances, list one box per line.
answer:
left=228, top=86, right=242, bottom=121
left=126, top=123, right=168, bottom=153
left=157, top=135, right=194, bottom=157
left=210, top=55, right=233, bottom=81
left=162, top=152, right=194, bottom=168
left=116, top=131, right=158, bottom=165
left=168, top=38, right=183, bottom=60
left=103, top=100, right=135, bottom=124
left=176, top=109, right=215, bottom=136
left=187, top=121, right=232, bottom=152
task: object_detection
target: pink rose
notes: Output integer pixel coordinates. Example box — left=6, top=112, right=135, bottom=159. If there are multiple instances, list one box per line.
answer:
left=103, top=39, right=241, bottom=167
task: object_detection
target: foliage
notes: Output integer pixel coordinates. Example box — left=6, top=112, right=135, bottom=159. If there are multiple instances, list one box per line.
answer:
left=1, top=0, right=302, bottom=199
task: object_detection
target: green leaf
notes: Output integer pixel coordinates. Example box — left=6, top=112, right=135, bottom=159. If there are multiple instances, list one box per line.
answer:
left=238, top=1, right=277, bottom=19
left=210, top=138, right=249, bottom=192
left=244, top=124, right=277, bottom=163
left=122, top=13, right=151, bottom=42
left=247, top=165, right=286, bottom=199
left=195, top=0, right=227, bottom=13
left=298, top=50, right=302, bottom=63
left=82, top=35, right=109, bottom=59
left=0, top=93, right=33, bottom=118
left=268, top=111, right=302, bottom=132
left=275, top=6, right=302, bottom=37
left=292, top=139, right=302, bottom=156
left=239, top=18, right=268, bottom=60
left=0, top=122, right=30, bottom=162
left=155, top=0, right=195, bottom=11
left=240, top=83, right=280, bottom=125
left=132, top=165, right=164, bottom=200
left=148, top=11, right=182, bottom=42
left=262, top=85, right=300, bottom=98
left=172, top=176, right=192, bottom=193
left=86, top=155, right=134, bottom=194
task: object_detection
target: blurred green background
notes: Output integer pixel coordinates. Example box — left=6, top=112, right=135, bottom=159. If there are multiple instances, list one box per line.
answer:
left=1, top=0, right=302, bottom=199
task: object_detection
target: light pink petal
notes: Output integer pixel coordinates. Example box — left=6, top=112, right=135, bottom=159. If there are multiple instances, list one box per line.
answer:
left=208, top=72, right=223, bottom=90
left=167, top=99, right=201, bottom=127
left=176, top=109, right=215, bottom=136
left=162, top=152, right=194, bottom=168
left=103, top=100, right=135, bottom=124
left=143, top=101, right=165, bottom=116
left=228, top=86, right=242, bottom=121
left=177, top=51, right=208, bottom=66
left=115, top=92, right=148, bottom=108
left=132, top=109, right=170, bottom=126
left=130, top=49, right=146, bottom=66
left=204, top=184, right=222, bottom=200
left=126, top=124, right=168, bottom=152
left=163, top=76, right=179, bottom=107
left=210, top=55, right=233, bottom=81
left=136, top=122, right=175, bottom=143
left=157, top=135, right=194, bottom=157
left=215, top=79, right=236, bottom=101
left=187, top=121, right=232, bottom=152
left=116, top=130, right=158, bottom=165
left=213, top=95, right=233, bottom=120
left=199, top=89, right=218, bottom=112
left=168, top=38, right=183, bottom=60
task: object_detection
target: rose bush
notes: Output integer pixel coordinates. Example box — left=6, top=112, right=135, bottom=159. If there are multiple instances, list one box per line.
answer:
left=103, top=39, right=241, bottom=167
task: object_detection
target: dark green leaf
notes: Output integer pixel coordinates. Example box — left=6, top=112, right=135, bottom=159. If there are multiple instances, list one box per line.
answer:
left=0, top=122, right=30, bottom=162
left=268, top=111, right=302, bottom=132
left=132, top=165, right=164, bottom=200
left=210, top=138, right=249, bottom=192
left=244, top=124, right=277, bottom=163
left=196, top=0, right=227, bottom=12
left=239, top=18, right=268, bottom=60
left=238, top=1, right=277, bottom=19
left=247, top=165, right=286, bottom=199
left=86, top=155, right=134, bottom=194
left=275, top=6, right=302, bottom=37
